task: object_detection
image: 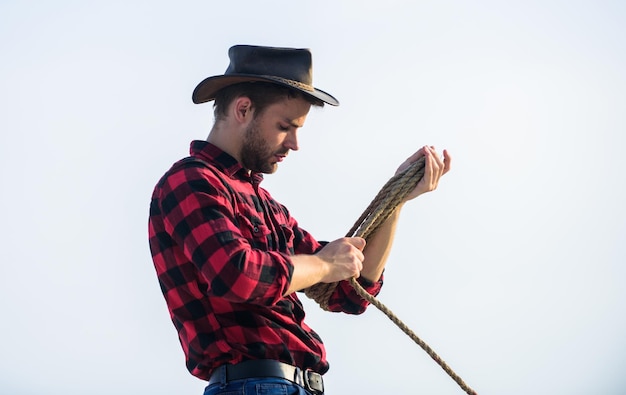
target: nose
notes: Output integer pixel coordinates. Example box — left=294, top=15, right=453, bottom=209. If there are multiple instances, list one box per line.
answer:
left=284, top=129, right=299, bottom=151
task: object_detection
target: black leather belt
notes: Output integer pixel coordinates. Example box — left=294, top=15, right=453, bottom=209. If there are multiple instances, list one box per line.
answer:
left=208, top=359, right=324, bottom=394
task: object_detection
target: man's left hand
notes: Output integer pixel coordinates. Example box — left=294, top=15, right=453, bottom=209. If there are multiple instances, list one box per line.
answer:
left=396, top=145, right=451, bottom=201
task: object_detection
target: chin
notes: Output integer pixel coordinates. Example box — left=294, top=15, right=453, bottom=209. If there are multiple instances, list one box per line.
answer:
left=267, top=162, right=280, bottom=174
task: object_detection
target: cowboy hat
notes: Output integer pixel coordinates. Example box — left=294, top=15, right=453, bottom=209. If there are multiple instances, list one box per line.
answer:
left=192, top=45, right=339, bottom=106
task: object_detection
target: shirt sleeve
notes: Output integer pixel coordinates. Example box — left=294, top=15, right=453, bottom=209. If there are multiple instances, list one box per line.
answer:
left=325, top=275, right=384, bottom=314
left=155, top=164, right=294, bottom=306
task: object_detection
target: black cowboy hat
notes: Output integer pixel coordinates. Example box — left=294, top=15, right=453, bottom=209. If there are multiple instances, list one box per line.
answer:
left=192, top=45, right=339, bottom=106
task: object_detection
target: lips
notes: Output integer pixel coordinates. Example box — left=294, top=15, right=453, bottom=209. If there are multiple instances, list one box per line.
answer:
left=274, top=150, right=289, bottom=162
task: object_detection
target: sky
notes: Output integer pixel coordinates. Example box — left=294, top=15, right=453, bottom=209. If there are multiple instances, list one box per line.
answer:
left=1, top=1, right=625, bottom=394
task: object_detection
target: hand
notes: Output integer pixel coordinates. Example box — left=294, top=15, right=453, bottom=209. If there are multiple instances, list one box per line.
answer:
left=397, top=145, right=451, bottom=201
left=315, top=237, right=366, bottom=283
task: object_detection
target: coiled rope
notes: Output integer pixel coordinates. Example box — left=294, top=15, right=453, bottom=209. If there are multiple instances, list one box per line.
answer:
left=304, top=157, right=478, bottom=395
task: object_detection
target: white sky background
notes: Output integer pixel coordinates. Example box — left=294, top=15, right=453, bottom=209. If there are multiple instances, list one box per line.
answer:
left=1, top=1, right=625, bottom=394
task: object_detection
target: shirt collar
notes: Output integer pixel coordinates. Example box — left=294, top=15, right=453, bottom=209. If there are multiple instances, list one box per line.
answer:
left=189, top=140, right=264, bottom=184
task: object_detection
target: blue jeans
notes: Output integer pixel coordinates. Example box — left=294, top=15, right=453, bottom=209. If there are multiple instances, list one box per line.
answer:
left=203, top=377, right=314, bottom=395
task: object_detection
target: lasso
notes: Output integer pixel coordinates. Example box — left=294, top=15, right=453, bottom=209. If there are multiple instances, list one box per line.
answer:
left=305, top=157, right=478, bottom=395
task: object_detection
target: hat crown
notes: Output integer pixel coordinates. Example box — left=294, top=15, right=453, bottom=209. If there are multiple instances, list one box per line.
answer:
left=225, top=45, right=313, bottom=86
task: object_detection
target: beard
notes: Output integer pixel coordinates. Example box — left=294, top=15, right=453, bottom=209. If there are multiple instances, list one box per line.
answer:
left=240, top=121, right=287, bottom=174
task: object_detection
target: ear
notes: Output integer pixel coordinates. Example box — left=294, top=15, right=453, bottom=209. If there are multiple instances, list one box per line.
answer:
left=232, top=96, right=254, bottom=124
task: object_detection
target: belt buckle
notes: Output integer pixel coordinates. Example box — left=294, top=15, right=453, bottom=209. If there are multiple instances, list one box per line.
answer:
left=303, top=369, right=324, bottom=394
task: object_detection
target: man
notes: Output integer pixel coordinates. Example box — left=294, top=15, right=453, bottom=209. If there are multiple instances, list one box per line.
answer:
left=148, top=45, right=450, bottom=395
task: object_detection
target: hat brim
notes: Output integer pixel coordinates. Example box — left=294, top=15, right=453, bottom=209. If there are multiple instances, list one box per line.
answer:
left=192, top=74, right=339, bottom=106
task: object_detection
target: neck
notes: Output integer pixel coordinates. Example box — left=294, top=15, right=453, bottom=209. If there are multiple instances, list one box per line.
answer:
left=207, top=120, right=243, bottom=163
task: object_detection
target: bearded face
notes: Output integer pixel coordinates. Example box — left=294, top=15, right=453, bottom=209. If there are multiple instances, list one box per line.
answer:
left=237, top=97, right=310, bottom=174
left=240, top=120, right=288, bottom=174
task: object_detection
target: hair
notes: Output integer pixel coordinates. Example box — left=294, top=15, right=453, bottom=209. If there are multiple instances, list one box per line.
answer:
left=213, top=81, right=324, bottom=121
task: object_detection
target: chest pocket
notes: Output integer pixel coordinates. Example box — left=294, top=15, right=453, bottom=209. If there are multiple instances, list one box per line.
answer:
left=236, top=213, right=272, bottom=250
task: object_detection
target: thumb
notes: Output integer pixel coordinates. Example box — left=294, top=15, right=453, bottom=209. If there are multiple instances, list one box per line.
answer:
left=346, top=237, right=366, bottom=251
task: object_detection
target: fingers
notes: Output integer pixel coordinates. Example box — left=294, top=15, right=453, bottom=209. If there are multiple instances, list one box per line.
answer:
left=442, top=149, right=452, bottom=175
left=342, top=237, right=365, bottom=266
left=398, top=145, right=447, bottom=174
left=420, top=146, right=440, bottom=191
left=346, top=237, right=366, bottom=251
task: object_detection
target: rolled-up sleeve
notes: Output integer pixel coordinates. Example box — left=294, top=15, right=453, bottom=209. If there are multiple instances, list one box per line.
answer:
left=324, top=275, right=384, bottom=314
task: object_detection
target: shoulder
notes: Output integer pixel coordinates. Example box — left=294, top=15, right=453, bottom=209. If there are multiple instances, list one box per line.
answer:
left=153, top=157, right=234, bottom=201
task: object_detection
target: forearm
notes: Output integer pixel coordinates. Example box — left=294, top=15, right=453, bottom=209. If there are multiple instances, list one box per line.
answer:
left=284, top=254, right=327, bottom=296
left=359, top=205, right=403, bottom=282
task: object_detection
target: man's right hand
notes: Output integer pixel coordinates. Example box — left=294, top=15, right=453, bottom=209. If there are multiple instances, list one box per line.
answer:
left=316, top=237, right=366, bottom=283
left=285, top=237, right=366, bottom=296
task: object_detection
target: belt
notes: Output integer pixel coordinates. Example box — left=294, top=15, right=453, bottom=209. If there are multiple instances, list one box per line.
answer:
left=208, top=359, right=324, bottom=394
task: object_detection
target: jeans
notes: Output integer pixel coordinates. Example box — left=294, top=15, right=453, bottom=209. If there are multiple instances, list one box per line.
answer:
left=203, top=377, right=315, bottom=395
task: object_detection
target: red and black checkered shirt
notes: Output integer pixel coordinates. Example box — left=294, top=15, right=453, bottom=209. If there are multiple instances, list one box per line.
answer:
left=148, top=140, right=383, bottom=380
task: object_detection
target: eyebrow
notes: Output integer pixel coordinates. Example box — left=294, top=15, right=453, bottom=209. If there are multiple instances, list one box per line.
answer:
left=282, top=117, right=304, bottom=128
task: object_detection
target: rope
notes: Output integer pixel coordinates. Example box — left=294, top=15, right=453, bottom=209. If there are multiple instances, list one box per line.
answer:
left=304, top=158, right=478, bottom=395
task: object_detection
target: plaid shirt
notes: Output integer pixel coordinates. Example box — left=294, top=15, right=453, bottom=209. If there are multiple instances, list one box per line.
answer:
left=148, top=140, right=383, bottom=380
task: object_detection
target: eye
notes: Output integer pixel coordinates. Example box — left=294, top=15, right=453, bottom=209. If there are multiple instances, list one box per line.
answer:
left=278, top=124, right=290, bottom=132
